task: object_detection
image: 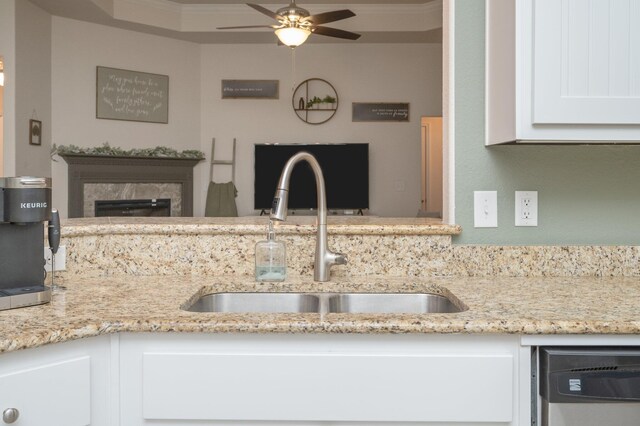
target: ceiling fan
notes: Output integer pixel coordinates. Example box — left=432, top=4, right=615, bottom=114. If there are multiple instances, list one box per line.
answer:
left=217, top=2, right=361, bottom=47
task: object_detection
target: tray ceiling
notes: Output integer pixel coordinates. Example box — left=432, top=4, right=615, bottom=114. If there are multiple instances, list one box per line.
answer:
left=28, top=0, right=442, bottom=44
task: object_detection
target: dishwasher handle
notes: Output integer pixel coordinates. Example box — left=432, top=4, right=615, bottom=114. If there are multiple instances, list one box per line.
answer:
left=548, top=371, right=640, bottom=403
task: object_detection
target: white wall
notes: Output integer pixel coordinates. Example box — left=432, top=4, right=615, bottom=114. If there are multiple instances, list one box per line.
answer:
left=15, top=0, right=51, bottom=178
left=0, top=115, right=3, bottom=176
left=0, top=84, right=4, bottom=176
left=49, top=16, right=441, bottom=217
left=199, top=43, right=442, bottom=217
left=0, top=0, right=16, bottom=177
left=51, top=17, right=201, bottom=218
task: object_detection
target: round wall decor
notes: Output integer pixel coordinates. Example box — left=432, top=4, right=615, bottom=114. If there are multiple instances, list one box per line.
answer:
left=291, top=78, right=338, bottom=125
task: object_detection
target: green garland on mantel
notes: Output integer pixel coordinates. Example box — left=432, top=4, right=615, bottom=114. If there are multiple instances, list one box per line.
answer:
left=52, top=143, right=205, bottom=160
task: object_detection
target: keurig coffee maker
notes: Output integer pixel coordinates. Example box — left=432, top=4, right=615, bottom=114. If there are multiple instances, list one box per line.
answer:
left=0, top=177, right=60, bottom=310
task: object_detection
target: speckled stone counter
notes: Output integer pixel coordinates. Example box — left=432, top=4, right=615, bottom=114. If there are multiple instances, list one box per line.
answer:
left=2, top=275, right=640, bottom=353
left=59, top=217, right=640, bottom=278
left=62, top=216, right=461, bottom=236
left=60, top=217, right=460, bottom=278
left=7, top=217, right=635, bottom=354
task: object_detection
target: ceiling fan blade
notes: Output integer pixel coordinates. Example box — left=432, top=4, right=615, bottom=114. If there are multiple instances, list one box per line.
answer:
left=247, top=3, right=280, bottom=21
left=312, top=26, right=361, bottom=40
left=217, top=25, right=276, bottom=30
left=305, top=9, right=355, bottom=25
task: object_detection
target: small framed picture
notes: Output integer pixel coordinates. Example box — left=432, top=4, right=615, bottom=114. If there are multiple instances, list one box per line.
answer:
left=29, top=119, right=42, bottom=146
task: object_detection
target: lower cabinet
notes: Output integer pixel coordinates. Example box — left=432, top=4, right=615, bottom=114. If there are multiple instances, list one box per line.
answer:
left=0, top=336, right=112, bottom=426
left=0, top=333, right=529, bottom=426
left=120, top=333, right=524, bottom=426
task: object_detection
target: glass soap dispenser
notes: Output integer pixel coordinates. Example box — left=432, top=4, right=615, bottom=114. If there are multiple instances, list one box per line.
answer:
left=255, top=221, right=286, bottom=282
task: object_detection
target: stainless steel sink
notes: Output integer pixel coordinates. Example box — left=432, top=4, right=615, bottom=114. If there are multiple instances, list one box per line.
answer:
left=328, top=293, right=463, bottom=314
left=185, top=292, right=320, bottom=313
left=184, top=292, right=464, bottom=314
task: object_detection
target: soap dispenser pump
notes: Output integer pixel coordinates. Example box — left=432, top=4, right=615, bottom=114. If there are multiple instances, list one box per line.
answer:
left=255, top=221, right=286, bottom=282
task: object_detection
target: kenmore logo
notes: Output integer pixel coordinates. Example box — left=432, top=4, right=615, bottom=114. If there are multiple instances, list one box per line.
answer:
left=20, top=202, right=47, bottom=209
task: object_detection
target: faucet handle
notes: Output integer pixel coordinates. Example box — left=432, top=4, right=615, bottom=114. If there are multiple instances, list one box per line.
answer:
left=333, top=252, right=348, bottom=265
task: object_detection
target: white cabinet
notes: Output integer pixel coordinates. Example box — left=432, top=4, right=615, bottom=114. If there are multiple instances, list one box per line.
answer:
left=486, top=0, right=640, bottom=144
left=0, top=357, right=90, bottom=426
left=120, top=333, right=523, bottom=426
left=0, top=336, right=112, bottom=426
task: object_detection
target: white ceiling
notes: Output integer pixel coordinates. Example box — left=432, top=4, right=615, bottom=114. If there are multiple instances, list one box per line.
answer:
left=28, top=0, right=442, bottom=44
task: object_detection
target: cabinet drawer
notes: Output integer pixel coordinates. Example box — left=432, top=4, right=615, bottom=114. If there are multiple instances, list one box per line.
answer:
left=0, top=356, right=91, bottom=426
left=143, top=352, right=513, bottom=422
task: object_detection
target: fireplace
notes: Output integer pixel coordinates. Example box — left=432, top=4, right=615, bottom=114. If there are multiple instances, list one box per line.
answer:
left=95, top=199, right=171, bottom=217
left=61, top=154, right=202, bottom=218
left=83, top=183, right=181, bottom=217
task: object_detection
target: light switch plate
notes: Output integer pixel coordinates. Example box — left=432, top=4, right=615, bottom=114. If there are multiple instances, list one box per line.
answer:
left=474, top=191, right=498, bottom=228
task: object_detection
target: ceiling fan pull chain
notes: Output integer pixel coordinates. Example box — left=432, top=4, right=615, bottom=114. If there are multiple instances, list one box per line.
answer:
left=291, top=48, right=297, bottom=90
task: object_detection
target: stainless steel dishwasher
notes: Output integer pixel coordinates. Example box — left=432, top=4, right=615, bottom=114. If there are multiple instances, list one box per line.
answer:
left=539, top=347, right=640, bottom=426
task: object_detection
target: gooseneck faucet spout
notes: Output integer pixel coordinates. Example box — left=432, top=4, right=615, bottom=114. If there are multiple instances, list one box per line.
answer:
left=270, top=152, right=347, bottom=282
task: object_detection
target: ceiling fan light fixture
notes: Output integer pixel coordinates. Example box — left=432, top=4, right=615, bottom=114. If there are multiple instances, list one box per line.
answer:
left=275, top=27, right=311, bottom=47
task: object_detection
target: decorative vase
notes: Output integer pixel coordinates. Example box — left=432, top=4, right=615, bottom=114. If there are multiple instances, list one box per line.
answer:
left=298, top=97, right=305, bottom=110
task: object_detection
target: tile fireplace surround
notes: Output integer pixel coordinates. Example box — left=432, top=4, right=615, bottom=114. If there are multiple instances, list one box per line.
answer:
left=60, top=154, right=202, bottom=218
left=83, top=183, right=182, bottom=217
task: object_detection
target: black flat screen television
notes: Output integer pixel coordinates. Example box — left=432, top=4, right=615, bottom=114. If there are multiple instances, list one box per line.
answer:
left=254, top=143, right=369, bottom=211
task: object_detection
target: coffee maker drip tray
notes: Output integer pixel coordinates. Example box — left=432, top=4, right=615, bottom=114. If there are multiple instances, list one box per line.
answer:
left=0, top=286, right=51, bottom=311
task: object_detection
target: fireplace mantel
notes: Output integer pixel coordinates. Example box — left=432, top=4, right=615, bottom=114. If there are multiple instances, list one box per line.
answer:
left=61, top=154, right=203, bottom=218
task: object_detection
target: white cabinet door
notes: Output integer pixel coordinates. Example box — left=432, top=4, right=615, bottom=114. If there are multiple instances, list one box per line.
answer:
left=0, top=357, right=91, bottom=426
left=0, top=335, right=113, bottom=426
left=121, top=333, right=521, bottom=426
left=486, top=0, right=640, bottom=143
left=533, top=0, right=640, bottom=124
left=143, top=352, right=513, bottom=422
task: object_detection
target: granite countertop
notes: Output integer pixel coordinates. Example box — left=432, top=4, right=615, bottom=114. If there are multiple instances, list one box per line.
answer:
left=61, top=216, right=462, bottom=236
left=2, top=275, right=640, bottom=353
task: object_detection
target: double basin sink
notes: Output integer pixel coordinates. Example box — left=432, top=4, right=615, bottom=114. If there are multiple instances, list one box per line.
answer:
left=184, top=292, right=465, bottom=314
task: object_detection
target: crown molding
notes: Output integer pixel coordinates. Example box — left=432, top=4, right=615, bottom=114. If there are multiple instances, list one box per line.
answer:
left=92, top=0, right=442, bottom=33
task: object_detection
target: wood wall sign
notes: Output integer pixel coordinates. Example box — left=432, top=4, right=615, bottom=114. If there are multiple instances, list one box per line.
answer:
left=222, top=80, right=279, bottom=99
left=352, top=102, right=410, bottom=122
left=96, top=66, right=169, bottom=124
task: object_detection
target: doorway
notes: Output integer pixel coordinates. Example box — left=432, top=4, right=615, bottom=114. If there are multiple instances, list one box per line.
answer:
left=420, top=116, right=443, bottom=218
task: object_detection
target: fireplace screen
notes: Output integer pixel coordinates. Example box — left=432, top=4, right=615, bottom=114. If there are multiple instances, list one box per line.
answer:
left=95, top=199, right=171, bottom=217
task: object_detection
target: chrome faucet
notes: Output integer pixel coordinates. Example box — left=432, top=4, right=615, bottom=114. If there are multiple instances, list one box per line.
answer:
left=270, top=152, right=347, bottom=282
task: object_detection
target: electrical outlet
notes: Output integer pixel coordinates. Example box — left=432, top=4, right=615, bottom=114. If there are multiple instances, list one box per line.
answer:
left=515, top=191, right=538, bottom=226
left=44, top=245, right=67, bottom=272
left=474, top=191, right=498, bottom=228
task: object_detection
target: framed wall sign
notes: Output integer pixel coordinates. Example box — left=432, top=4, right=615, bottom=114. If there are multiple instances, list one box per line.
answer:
left=352, top=102, right=410, bottom=122
left=29, top=119, right=42, bottom=146
left=96, top=66, right=169, bottom=123
left=221, top=80, right=279, bottom=99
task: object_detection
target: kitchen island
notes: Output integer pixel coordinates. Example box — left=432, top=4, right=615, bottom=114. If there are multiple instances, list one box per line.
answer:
left=2, top=217, right=640, bottom=426
left=3, top=273, right=640, bottom=426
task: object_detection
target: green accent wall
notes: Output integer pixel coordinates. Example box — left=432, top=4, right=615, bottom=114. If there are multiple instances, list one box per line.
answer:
left=453, top=0, right=640, bottom=245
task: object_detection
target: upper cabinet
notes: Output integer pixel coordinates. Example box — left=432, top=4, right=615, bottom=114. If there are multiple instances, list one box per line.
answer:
left=486, top=0, right=640, bottom=144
